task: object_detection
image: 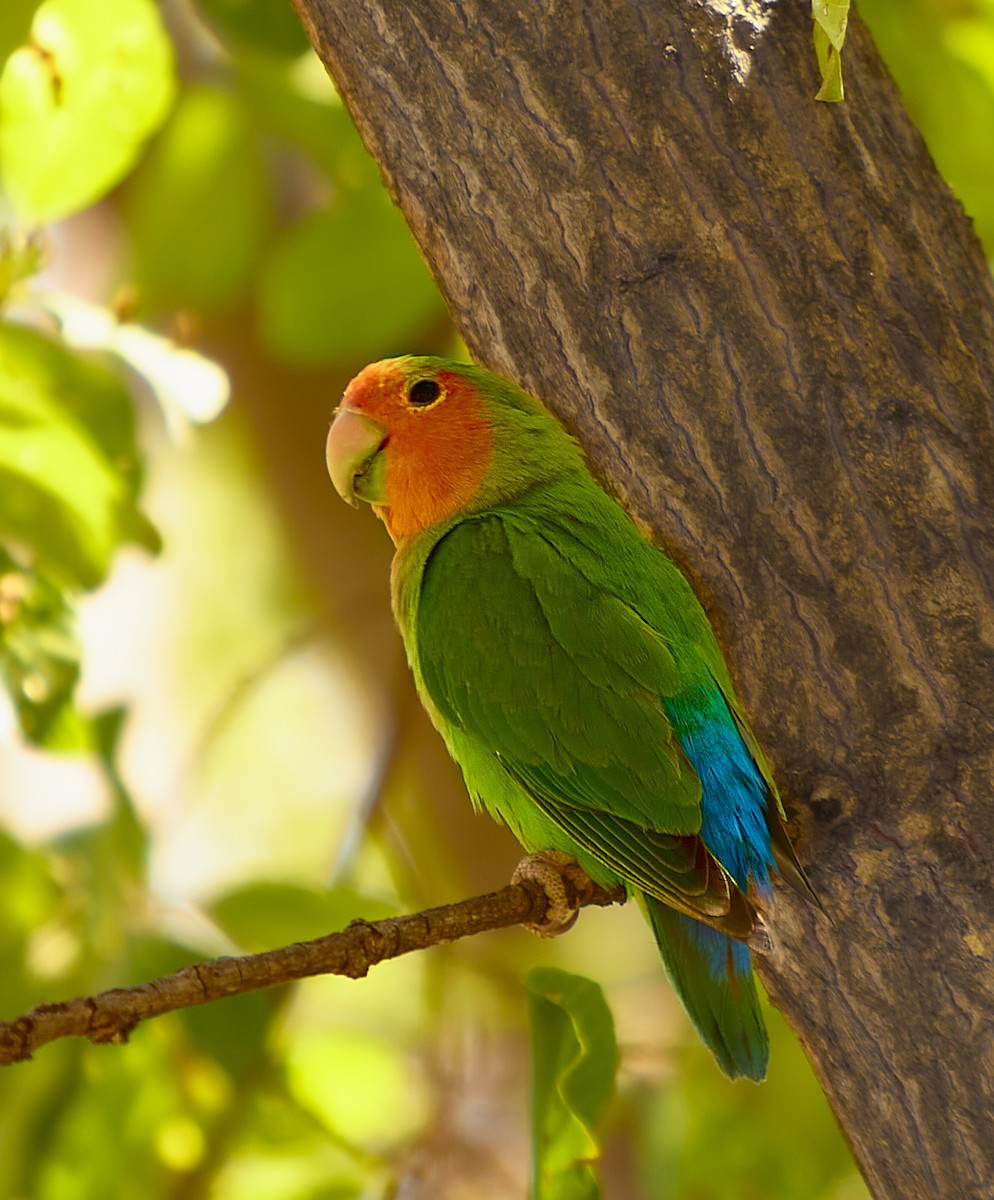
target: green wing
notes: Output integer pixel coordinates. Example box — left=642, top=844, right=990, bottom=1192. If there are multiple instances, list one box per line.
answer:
left=414, top=506, right=754, bottom=935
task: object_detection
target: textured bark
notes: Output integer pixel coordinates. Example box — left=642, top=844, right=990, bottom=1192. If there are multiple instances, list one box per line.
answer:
left=290, top=2, right=994, bottom=1196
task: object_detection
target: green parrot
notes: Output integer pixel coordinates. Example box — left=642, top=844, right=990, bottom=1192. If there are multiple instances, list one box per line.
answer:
left=325, top=355, right=816, bottom=1080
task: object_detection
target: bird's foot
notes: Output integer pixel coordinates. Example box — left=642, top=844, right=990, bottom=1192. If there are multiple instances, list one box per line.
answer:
left=512, top=851, right=595, bottom=937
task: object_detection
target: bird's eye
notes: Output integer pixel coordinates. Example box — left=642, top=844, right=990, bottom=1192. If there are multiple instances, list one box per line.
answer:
left=408, top=378, right=441, bottom=407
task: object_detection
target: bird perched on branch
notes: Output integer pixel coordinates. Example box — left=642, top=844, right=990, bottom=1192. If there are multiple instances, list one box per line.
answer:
left=326, top=355, right=817, bottom=1080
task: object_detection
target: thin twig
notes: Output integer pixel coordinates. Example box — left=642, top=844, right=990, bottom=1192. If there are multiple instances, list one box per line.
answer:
left=0, top=877, right=626, bottom=1066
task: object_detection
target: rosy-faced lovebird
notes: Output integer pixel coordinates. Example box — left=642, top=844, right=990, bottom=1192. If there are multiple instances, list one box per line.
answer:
left=326, top=356, right=816, bottom=1081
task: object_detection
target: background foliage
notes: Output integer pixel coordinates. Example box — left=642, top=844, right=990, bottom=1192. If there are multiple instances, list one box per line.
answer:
left=0, top=1, right=987, bottom=1196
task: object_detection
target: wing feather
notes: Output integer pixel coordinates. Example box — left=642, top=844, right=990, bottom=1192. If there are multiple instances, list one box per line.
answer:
left=415, top=508, right=757, bottom=932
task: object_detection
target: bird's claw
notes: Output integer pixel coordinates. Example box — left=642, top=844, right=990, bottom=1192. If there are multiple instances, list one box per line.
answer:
left=512, top=851, right=594, bottom=937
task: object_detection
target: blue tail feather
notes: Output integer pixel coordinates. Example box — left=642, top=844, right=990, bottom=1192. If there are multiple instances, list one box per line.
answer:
left=650, top=686, right=774, bottom=1080
left=665, top=685, right=775, bottom=894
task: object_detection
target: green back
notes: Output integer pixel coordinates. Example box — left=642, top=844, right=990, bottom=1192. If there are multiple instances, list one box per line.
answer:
left=391, top=471, right=759, bottom=934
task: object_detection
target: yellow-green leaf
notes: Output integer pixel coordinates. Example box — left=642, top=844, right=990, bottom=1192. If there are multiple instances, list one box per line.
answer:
left=527, top=967, right=618, bottom=1200
left=0, top=0, right=175, bottom=221
left=812, top=1, right=850, bottom=102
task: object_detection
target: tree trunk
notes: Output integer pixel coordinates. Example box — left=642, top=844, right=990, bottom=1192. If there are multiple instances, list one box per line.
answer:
left=290, top=2, right=994, bottom=1195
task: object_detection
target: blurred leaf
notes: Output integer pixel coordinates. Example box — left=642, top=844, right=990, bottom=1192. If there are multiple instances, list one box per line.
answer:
left=0, top=829, right=59, bottom=961
left=258, top=189, right=445, bottom=368
left=28, top=1029, right=183, bottom=1200
left=195, top=0, right=310, bottom=59
left=0, top=228, right=45, bottom=303
left=36, top=291, right=231, bottom=428
left=0, top=321, right=157, bottom=589
left=859, top=0, right=994, bottom=253
left=182, top=985, right=280, bottom=1079
left=285, top=1027, right=427, bottom=1149
left=90, top=707, right=147, bottom=876
left=945, top=17, right=994, bottom=94
left=237, top=56, right=371, bottom=183
left=0, top=0, right=174, bottom=221
left=0, top=0, right=43, bottom=73
left=126, top=85, right=272, bottom=314
left=54, top=712, right=151, bottom=964
left=0, top=546, right=85, bottom=747
left=527, top=967, right=618, bottom=1200
left=637, top=1007, right=870, bottom=1200
left=210, top=881, right=396, bottom=953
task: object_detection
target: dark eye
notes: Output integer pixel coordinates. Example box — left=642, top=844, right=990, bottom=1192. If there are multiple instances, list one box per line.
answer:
left=408, top=378, right=441, bottom=407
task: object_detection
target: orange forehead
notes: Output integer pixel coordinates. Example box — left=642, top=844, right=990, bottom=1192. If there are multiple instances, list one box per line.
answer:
left=341, top=360, right=494, bottom=542
left=343, top=360, right=443, bottom=422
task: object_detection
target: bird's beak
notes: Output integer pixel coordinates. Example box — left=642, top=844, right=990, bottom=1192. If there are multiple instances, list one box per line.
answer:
left=326, top=406, right=389, bottom=506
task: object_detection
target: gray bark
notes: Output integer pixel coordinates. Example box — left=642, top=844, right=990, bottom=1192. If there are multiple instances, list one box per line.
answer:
left=290, top=1, right=994, bottom=1195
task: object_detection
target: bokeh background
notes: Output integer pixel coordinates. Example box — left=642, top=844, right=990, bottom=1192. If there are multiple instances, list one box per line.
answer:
left=0, top=1, right=988, bottom=1196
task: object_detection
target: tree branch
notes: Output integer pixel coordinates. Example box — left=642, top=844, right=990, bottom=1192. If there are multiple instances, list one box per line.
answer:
left=0, top=879, right=625, bottom=1066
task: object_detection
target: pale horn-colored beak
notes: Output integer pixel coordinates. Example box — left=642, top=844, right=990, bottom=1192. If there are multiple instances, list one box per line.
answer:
left=325, top=407, right=388, bottom=506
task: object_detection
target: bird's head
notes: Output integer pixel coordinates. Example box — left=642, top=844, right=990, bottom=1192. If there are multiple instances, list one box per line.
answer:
left=326, top=356, right=582, bottom=544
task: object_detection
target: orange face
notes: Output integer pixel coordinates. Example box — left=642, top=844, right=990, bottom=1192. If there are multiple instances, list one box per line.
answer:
left=326, top=359, right=494, bottom=544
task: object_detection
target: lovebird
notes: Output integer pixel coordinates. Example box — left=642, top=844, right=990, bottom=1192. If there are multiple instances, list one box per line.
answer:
left=326, top=355, right=816, bottom=1080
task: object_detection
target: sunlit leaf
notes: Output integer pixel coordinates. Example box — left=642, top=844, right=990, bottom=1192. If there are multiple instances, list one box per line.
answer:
left=812, top=0, right=849, bottom=102
left=0, top=321, right=157, bottom=588
left=0, top=0, right=175, bottom=221
left=258, top=190, right=445, bottom=368
left=210, top=881, right=396, bottom=953
left=814, top=0, right=849, bottom=49
left=813, top=28, right=844, bottom=102
left=527, top=967, right=618, bottom=1200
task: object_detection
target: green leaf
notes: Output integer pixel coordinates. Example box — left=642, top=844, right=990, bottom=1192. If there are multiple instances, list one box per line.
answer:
left=258, top=189, right=445, bottom=368
left=126, top=85, right=272, bottom=314
left=0, top=828, right=59, bottom=953
left=209, top=881, right=396, bottom=953
left=637, top=1006, right=871, bottom=1200
left=0, top=321, right=158, bottom=589
left=236, top=55, right=372, bottom=184
left=195, top=0, right=310, bottom=59
left=0, top=0, right=175, bottom=221
left=0, top=546, right=86, bottom=747
left=527, top=967, right=618, bottom=1200
left=812, top=1, right=850, bottom=102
